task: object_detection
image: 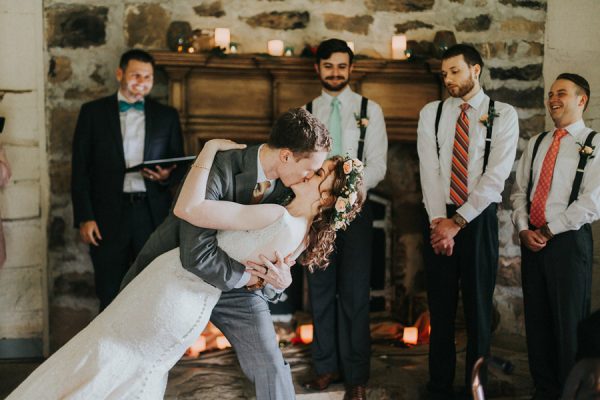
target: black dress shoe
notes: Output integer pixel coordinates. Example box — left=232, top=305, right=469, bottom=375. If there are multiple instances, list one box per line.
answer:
left=302, top=372, right=342, bottom=391
left=344, top=384, right=367, bottom=400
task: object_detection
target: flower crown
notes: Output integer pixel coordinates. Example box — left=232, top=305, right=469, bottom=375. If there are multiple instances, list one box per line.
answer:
left=332, top=157, right=364, bottom=231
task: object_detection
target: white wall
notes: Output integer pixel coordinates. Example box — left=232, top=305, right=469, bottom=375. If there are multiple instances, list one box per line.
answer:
left=544, top=0, right=600, bottom=310
left=0, top=0, right=49, bottom=355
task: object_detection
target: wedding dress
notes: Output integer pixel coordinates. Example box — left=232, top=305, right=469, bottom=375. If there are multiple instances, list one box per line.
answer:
left=8, top=210, right=296, bottom=400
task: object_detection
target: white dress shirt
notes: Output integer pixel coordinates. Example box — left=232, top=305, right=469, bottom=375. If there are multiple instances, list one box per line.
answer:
left=417, top=89, right=519, bottom=222
left=118, top=91, right=146, bottom=193
left=309, top=86, right=388, bottom=191
left=235, top=145, right=277, bottom=289
left=511, top=119, right=600, bottom=235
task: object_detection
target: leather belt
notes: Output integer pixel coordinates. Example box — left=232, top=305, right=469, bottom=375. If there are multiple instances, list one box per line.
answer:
left=122, top=192, right=147, bottom=204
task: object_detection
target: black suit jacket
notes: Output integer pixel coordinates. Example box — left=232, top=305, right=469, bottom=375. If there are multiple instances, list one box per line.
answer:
left=121, top=145, right=291, bottom=292
left=71, top=94, right=184, bottom=237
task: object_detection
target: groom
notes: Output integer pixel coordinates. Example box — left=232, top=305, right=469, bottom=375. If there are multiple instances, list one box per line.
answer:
left=122, top=107, right=331, bottom=399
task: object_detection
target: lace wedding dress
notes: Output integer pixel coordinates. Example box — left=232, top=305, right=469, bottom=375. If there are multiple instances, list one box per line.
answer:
left=8, top=211, right=296, bottom=400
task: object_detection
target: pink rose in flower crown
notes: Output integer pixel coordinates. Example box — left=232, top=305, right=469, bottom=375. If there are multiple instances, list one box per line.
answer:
left=343, top=160, right=353, bottom=174
left=335, top=198, right=348, bottom=212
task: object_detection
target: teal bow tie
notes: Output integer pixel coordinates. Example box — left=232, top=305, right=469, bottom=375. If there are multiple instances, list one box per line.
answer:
left=119, top=100, right=144, bottom=112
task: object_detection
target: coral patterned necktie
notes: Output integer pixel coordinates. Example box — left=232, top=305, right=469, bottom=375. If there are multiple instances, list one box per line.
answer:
left=251, top=181, right=271, bottom=204
left=449, top=103, right=470, bottom=206
left=529, top=128, right=569, bottom=227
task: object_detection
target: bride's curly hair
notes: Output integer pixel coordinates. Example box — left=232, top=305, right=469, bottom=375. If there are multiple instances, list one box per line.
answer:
left=300, top=156, right=365, bottom=272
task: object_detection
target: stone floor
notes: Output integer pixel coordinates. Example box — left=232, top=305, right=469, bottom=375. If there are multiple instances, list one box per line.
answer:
left=164, top=331, right=534, bottom=400
left=0, top=331, right=533, bottom=399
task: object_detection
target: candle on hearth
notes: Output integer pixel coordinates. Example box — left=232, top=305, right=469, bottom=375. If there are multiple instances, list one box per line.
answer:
left=403, top=327, right=418, bottom=345
left=214, top=28, right=230, bottom=50
left=299, top=324, right=314, bottom=344
left=392, top=35, right=407, bottom=60
left=268, top=40, right=284, bottom=56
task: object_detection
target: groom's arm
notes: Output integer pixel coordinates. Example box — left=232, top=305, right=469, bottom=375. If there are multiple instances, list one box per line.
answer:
left=178, top=155, right=247, bottom=291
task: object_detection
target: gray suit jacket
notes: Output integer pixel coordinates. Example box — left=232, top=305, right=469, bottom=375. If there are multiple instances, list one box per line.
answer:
left=120, top=145, right=290, bottom=292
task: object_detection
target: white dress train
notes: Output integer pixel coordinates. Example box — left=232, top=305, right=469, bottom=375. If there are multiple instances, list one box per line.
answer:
left=8, top=211, right=293, bottom=400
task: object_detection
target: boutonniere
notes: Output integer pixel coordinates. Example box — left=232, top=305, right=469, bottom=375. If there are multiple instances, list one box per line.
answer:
left=353, top=112, right=369, bottom=129
left=576, top=142, right=596, bottom=158
left=479, top=106, right=500, bottom=129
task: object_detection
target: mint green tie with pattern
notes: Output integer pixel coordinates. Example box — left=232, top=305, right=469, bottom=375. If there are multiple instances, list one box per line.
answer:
left=329, top=97, right=342, bottom=156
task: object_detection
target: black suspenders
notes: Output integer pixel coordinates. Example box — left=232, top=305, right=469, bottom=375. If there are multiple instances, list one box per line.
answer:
left=305, top=96, right=369, bottom=161
left=526, top=130, right=597, bottom=213
left=356, top=96, right=369, bottom=162
left=569, top=131, right=597, bottom=204
left=434, top=98, right=496, bottom=173
left=526, top=131, right=549, bottom=213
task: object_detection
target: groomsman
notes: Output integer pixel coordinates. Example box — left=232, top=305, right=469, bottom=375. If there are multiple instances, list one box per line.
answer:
left=417, top=44, right=519, bottom=399
left=511, top=73, right=599, bottom=400
left=302, top=38, right=388, bottom=400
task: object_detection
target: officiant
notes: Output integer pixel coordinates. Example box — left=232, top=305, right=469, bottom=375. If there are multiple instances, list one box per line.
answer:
left=71, top=49, right=184, bottom=310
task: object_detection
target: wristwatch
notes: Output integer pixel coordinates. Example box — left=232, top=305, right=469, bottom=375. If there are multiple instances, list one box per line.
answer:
left=540, top=223, right=554, bottom=240
left=246, top=276, right=266, bottom=291
left=451, top=213, right=468, bottom=229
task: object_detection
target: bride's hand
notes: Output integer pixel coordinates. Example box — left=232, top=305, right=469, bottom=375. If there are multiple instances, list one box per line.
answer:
left=203, top=139, right=246, bottom=153
left=245, top=251, right=292, bottom=291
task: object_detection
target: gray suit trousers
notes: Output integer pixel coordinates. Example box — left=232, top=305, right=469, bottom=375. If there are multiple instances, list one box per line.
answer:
left=211, top=289, right=295, bottom=400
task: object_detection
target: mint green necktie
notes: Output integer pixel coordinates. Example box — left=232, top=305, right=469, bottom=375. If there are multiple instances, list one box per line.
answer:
left=329, top=97, right=342, bottom=156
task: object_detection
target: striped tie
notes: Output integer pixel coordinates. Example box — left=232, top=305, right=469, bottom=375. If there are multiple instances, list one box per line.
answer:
left=450, top=103, right=470, bottom=206
left=529, top=128, right=569, bottom=227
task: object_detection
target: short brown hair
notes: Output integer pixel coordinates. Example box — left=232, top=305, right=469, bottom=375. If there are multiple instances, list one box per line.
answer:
left=556, top=73, right=591, bottom=111
left=268, top=108, right=331, bottom=156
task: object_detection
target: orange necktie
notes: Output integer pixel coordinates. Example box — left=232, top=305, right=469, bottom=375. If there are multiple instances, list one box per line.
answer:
left=529, top=128, right=569, bottom=227
left=450, top=103, right=470, bottom=206
left=250, top=181, right=271, bottom=204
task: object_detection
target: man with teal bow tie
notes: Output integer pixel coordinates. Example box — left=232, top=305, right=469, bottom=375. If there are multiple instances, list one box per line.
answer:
left=302, top=38, right=388, bottom=400
left=72, top=49, right=185, bottom=310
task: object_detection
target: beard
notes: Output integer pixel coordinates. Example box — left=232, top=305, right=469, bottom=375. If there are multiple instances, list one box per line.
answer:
left=320, top=75, right=350, bottom=92
left=446, top=76, right=476, bottom=98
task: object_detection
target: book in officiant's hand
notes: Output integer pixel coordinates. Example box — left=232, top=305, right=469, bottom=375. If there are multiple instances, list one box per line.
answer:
left=125, top=156, right=197, bottom=173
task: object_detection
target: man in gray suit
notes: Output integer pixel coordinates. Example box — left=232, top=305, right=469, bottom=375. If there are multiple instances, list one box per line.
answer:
left=122, top=108, right=331, bottom=399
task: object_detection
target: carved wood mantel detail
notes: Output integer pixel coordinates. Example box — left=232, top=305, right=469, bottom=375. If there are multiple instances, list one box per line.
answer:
left=151, top=51, right=442, bottom=154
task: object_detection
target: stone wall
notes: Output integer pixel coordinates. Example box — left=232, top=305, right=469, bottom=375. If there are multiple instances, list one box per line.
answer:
left=39, top=0, right=551, bottom=348
left=0, top=0, right=49, bottom=356
left=543, top=0, right=600, bottom=311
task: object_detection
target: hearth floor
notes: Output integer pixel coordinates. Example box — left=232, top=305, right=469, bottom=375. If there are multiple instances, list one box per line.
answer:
left=0, top=331, right=533, bottom=399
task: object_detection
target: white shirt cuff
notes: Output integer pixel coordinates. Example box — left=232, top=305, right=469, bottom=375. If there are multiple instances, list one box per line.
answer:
left=457, top=202, right=478, bottom=222
left=234, top=271, right=251, bottom=288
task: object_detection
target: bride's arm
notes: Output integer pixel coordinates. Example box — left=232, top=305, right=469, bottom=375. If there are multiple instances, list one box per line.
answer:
left=174, top=139, right=285, bottom=231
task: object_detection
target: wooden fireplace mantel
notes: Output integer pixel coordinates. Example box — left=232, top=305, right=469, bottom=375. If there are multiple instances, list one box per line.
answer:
left=151, top=50, right=442, bottom=153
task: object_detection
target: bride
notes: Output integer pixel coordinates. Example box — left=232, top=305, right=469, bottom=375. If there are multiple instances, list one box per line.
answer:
left=8, top=139, right=365, bottom=400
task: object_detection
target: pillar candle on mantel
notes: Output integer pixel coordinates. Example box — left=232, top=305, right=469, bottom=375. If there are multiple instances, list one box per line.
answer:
left=268, top=40, right=284, bottom=56
left=391, top=35, right=407, bottom=60
left=214, top=28, right=230, bottom=50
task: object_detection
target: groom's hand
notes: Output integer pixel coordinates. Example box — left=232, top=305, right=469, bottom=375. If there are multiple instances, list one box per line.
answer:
left=246, top=251, right=292, bottom=291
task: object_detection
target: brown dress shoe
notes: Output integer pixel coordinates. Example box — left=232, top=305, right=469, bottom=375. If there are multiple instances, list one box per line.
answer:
left=302, top=372, right=342, bottom=391
left=343, top=384, right=367, bottom=400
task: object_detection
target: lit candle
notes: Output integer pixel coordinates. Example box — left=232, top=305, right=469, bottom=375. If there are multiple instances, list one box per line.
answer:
left=299, top=324, right=314, bottom=344
left=214, top=28, right=230, bottom=50
left=229, top=42, right=238, bottom=54
left=392, top=35, right=407, bottom=60
left=403, top=327, right=418, bottom=345
left=347, top=41, right=355, bottom=52
left=284, top=46, right=294, bottom=56
left=268, top=39, right=284, bottom=56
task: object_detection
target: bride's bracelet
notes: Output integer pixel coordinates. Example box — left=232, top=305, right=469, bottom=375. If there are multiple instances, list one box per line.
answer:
left=191, top=162, right=210, bottom=170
